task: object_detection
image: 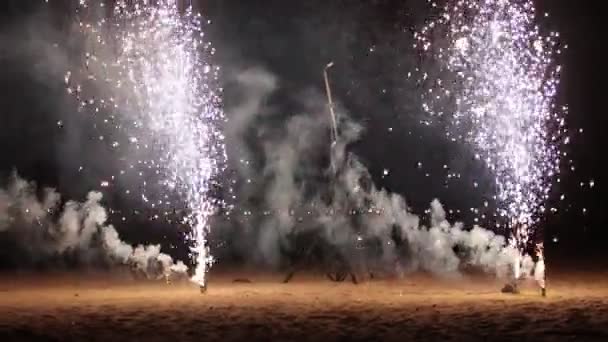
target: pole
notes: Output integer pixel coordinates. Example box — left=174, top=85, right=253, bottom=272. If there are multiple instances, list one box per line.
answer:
left=324, top=62, right=338, bottom=174
left=323, top=62, right=338, bottom=145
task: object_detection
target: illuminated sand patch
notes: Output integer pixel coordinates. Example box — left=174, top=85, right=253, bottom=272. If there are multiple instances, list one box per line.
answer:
left=1, top=272, right=607, bottom=341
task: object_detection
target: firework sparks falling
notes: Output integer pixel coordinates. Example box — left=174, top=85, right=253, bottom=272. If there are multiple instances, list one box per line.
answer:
left=65, top=0, right=226, bottom=287
left=416, top=0, right=566, bottom=263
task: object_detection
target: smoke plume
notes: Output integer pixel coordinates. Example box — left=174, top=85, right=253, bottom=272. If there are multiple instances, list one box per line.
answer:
left=223, top=67, right=536, bottom=280
left=0, top=172, right=187, bottom=278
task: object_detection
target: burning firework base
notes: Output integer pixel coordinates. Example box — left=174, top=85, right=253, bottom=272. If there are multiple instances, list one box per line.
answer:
left=501, top=242, right=547, bottom=297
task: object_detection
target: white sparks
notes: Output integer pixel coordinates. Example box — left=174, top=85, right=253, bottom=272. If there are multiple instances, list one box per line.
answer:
left=417, top=0, right=564, bottom=253
left=67, top=0, right=226, bottom=287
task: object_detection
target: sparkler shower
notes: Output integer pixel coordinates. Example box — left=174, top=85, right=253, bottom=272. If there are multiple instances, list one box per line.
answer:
left=415, top=0, right=566, bottom=278
left=65, top=0, right=226, bottom=286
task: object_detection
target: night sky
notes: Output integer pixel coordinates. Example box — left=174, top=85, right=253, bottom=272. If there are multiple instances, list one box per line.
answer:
left=0, top=0, right=604, bottom=267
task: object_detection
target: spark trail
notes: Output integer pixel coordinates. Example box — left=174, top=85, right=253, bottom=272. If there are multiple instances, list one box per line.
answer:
left=65, top=0, right=226, bottom=287
left=416, top=0, right=566, bottom=273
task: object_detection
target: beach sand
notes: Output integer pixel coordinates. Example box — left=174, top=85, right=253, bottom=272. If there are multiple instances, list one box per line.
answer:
left=1, top=270, right=607, bottom=341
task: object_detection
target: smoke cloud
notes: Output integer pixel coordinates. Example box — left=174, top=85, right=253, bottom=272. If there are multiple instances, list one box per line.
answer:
left=223, top=67, right=536, bottom=280
left=0, top=172, right=186, bottom=279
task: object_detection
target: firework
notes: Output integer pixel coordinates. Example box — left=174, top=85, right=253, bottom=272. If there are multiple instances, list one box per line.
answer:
left=65, top=0, right=226, bottom=287
left=416, top=0, right=566, bottom=271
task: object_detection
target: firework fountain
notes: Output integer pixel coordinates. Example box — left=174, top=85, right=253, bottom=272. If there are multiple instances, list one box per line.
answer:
left=65, top=0, right=226, bottom=289
left=416, top=0, right=566, bottom=291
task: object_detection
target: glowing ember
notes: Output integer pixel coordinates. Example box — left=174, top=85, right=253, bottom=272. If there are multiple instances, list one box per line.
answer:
left=416, top=0, right=566, bottom=267
left=66, top=0, right=226, bottom=287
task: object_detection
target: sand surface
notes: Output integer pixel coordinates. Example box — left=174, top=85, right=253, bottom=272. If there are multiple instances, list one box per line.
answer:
left=1, top=271, right=608, bottom=341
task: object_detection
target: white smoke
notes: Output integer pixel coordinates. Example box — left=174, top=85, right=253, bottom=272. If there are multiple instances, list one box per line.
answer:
left=317, top=142, right=523, bottom=278
left=0, top=171, right=187, bottom=279
left=224, top=68, right=532, bottom=280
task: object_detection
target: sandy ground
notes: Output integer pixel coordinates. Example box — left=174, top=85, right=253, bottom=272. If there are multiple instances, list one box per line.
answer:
left=1, top=270, right=608, bottom=341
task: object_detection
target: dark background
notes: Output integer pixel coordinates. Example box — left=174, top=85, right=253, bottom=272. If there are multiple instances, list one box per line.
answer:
left=0, top=0, right=604, bottom=266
